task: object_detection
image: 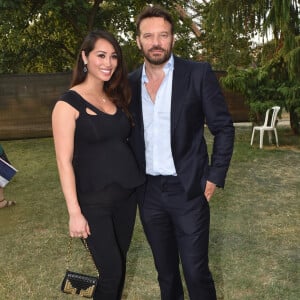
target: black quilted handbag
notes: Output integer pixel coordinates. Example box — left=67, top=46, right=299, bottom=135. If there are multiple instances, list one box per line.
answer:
left=61, top=238, right=99, bottom=298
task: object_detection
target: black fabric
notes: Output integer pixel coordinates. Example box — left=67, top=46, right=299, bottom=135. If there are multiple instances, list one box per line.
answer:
left=80, top=183, right=136, bottom=300
left=56, top=90, right=143, bottom=300
left=58, top=90, right=144, bottom=194
left=128, top=55, right=233, bottom=300
left=128, top=56, right=234, bottom=199
left=139, top=175, right=216, bottom=300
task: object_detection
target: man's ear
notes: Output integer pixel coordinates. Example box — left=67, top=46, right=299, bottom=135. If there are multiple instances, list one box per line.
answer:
left=136, top=37, right=141, bottom=50
left=172, top=35, right=175, bottom=48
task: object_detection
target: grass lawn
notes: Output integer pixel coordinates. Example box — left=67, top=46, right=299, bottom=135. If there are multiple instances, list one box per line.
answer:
left=0, top=125, right=299, bottom=300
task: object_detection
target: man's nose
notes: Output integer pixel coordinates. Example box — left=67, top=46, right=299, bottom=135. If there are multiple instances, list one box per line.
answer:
left=152, top=34, right=162, bottom=45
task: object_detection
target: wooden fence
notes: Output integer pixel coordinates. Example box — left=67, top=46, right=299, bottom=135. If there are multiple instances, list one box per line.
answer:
left=0, top=72, right=71, bottom=140
left=0, top=71, right=249, bottom=140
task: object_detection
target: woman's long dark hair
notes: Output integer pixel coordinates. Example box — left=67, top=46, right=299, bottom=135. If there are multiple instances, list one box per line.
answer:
left=71, top=30, right=131, bottom=115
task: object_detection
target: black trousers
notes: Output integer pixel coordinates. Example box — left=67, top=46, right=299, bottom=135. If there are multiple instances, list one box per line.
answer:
left=79, top=183, right=136, bottom=300
left=139, top=175, right=217, bottom=300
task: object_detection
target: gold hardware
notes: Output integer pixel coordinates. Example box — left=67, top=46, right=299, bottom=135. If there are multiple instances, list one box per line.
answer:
left=79, top=285, right=96, bottom=297
left=63, top=278, right=96, bottom=297
left=65, top=238, right=99, bottom=276
left=63, top=279, right=77, bottom=294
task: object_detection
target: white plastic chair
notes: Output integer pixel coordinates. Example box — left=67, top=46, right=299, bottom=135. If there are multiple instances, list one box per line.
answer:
left=250, top=106, right=280, bottom=149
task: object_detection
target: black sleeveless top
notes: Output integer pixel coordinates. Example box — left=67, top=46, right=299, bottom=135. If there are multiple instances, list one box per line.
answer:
left=59, top=90, right=144, bottom=193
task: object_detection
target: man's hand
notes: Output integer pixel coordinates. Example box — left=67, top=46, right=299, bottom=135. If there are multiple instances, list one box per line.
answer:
left=204, top=180, right=216, bottom=201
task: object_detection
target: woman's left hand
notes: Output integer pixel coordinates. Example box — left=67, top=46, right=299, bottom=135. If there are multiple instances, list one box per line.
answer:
left=69, top=212, right=91, bottom=239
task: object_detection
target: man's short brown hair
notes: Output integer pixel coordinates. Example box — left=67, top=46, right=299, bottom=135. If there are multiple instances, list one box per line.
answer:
left=136, top=5, right=174, bottom=36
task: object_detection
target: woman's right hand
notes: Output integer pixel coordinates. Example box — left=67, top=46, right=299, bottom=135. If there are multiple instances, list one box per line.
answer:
left=69, top=212, right=91, bottom=239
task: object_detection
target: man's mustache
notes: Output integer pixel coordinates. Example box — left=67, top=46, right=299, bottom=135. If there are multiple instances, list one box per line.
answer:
left=149, top=46, right=165, bottom=52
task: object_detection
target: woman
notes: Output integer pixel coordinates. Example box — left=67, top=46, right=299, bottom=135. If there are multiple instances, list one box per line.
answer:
left=52, top=30, right=144, bottom=300
left=0, top=144, right=16, bottom=208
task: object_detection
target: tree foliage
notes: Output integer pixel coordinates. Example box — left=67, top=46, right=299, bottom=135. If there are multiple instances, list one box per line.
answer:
left=0, top=0, right=203, bottom=73
left=0, top=0, right=268, bottom=73
left=0, top=0, right=88, bottom=73
left=218, top=0, right=300, bottom=134
left=0, top=0, right=299, bottom=133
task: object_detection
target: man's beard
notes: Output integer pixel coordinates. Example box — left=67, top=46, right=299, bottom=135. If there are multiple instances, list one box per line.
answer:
left=140, top=45, right=172, bottom=65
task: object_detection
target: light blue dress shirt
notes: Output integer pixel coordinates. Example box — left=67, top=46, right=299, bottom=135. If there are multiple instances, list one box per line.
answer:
left=141, top=55, right=177, bottom=176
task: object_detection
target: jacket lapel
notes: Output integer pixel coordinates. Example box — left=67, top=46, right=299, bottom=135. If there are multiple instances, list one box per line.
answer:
left=130, top=67, right=144, bottom=137
left=171, top=57, right=189, bottom=137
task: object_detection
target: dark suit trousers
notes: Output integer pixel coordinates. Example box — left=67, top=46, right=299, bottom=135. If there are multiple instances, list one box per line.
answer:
left=139, top=175, right=217, bottom=300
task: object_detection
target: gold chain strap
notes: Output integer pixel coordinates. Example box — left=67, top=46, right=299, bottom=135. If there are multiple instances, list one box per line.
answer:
left=66, top=238, right=99, bottom=277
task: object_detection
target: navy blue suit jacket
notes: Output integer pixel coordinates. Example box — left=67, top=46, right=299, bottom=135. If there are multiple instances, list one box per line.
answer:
left=128, top=56, right=235, bottom=200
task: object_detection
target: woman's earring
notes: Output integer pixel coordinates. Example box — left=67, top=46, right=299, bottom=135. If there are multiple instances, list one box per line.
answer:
left=83, top=64, right=88, bottom=73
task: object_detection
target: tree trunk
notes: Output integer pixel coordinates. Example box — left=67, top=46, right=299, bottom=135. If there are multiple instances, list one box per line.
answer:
left=290, top=109, right=300, bottom=135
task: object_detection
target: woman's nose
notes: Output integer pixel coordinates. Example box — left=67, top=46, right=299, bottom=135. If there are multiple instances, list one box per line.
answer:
left=104, top=56, right=112, bottom=66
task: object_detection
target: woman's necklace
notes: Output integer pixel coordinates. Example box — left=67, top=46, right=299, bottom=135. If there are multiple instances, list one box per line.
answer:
left=99, top=93, right=107, bottom=103
left=100, top=96, right=106, bottom=103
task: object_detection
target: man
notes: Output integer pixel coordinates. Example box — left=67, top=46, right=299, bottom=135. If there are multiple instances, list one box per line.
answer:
left=128, top=5, right=235, bottom=300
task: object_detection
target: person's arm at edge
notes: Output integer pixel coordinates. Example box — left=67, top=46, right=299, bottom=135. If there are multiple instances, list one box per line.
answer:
left=52, top=101, right=90, bottom=238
